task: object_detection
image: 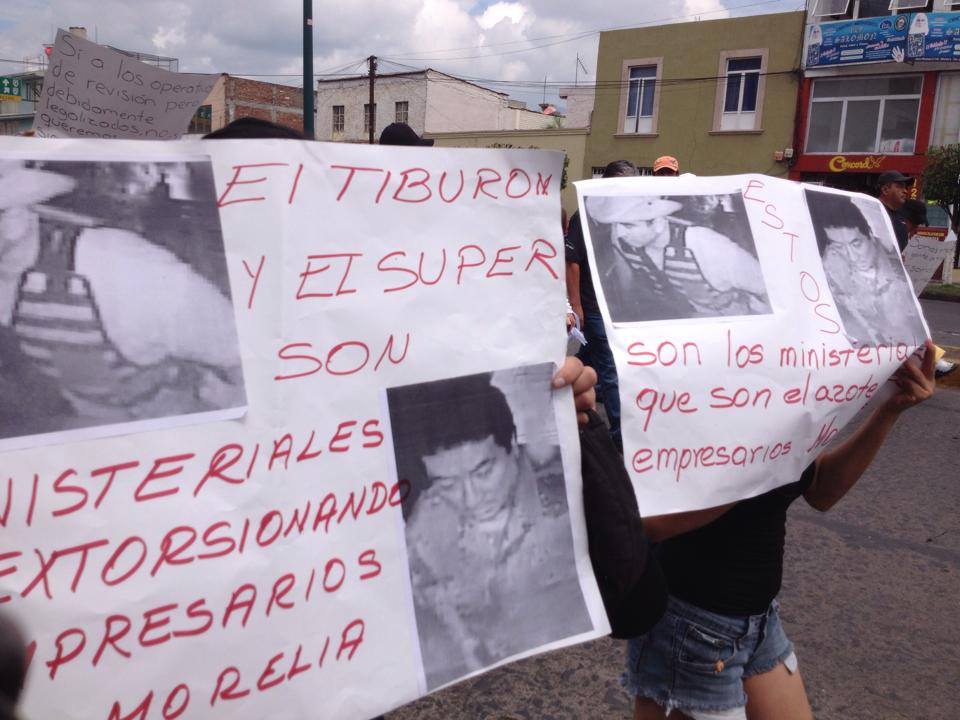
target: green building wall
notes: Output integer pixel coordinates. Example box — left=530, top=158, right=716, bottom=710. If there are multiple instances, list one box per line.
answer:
left=585, top=11, right=805, bottom=179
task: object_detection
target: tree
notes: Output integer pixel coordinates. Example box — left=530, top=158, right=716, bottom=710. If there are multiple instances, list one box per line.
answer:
left=923, top=144, right=960, bottom=270
left=922, top=144, right=960, bottom=231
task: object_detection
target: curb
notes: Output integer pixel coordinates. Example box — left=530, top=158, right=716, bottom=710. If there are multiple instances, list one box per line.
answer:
left=920, top=287, right=960, bottom=303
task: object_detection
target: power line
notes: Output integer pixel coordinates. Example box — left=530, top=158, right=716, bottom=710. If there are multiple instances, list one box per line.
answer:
left=384, top=0, right=800, bottom=62
left=376, top=67, right=800, bottom=91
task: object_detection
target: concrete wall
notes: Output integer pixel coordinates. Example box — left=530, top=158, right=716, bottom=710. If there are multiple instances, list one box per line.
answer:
left=558, top=86, right=595, bottom=128
left=316, top=74, right=429, bottom=142
left=423, top=71, right=507, bottom=133
left=585, top=11, right=805, bottom=179
left=430, top=128, right=588, bottom=215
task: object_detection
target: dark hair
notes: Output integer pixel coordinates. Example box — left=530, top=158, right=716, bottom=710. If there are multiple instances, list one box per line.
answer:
left=901, top=198, right=928, bottom=227
left=203, top=117, right=305, bottom=140
left=805, top=188, right=873, bottom=255
left=387, top=372, right=516, bottom=517
left=0, top=612, right=25, bottom=712
left=388, top=372, right=515, bottom=457
left=602, top=160, right=639, bottom=179
left=379, top=122, right=434, bottom=146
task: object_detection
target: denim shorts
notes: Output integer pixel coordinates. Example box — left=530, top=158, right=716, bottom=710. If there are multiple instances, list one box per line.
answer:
left=622, top=595, right=797, bottom=719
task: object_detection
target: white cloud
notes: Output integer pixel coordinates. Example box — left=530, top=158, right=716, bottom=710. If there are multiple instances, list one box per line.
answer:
left=477, top=2, right=527, bottom=30
left=0, top=0, right=802, bottom=106
left=152, top=25, right=187, bottom=51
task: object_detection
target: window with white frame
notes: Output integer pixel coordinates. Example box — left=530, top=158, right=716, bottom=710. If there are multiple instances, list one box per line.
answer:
left=364, top=103, right=376, bottom=134
left=814, top=0, right=934, bottom=18
left=805, top=75, right=922, bottom=153
left=332, top=105, right=344, bottom=133
left=714, top=51, right=767, bottom=132
left=814, top=0, right=851, bottom=17
left=624, top=65, right=657, bottom=133
left=931, top=72, right=960, bottom=146
left=395, top=101, right=409, bottom=124
left=857, top=0, right=894, bottom=16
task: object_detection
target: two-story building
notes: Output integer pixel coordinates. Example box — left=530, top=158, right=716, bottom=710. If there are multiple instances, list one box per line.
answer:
left=314, top=68, right=560, bottom=143
left=792, top=0, right=960, bottom=194
left=584, top=11, right=806, bottom=178
left=0, top=69, right=44, bottom=135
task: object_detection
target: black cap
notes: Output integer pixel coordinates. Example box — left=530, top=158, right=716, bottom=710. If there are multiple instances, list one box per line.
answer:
left=379, top=122, right=434, bottom=146
left=877, top=170, right=914, bottom=186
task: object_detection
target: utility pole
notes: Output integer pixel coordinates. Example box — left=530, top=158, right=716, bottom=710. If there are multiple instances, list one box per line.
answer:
left=368, top=55, right=377, bottom=144
left=302, top=0, right=314, bottom=139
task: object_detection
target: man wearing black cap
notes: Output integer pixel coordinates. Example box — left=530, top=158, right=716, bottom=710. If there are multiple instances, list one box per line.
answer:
left=379, top=122, right=434, bottom=146
left=876, top=170, right=914, bottom=252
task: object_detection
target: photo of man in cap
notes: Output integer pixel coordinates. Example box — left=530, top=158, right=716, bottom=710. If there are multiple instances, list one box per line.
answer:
left=0, top=159, right=245, bottom=447
left=876, top=169, right=914, bottom=252
left=583, top=193, right=771, bottom=323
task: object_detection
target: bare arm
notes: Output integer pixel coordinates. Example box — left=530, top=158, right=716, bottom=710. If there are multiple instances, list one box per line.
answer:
left=805, top=341, right=936, bottom=512
left=643, top=502, right=736, bottom=543
left=565, top=261, right=583, bottom=322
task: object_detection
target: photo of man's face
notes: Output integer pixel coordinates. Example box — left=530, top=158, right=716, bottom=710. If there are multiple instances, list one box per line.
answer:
left=823, top=225, right=878, bottom=272
left=612, top=216, right=670, bottom=250
left=422, top=434, right=519, bottom=522
left=386, top=363, right=592, bottom=691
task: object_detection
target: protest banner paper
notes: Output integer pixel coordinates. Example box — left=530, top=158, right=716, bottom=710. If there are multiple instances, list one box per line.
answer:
left=33, top=29, right=216, bottom=140
left=576, top=176, right=930, bottom=516
left=902, top=232, right=957, bottom=295
left=0, top=136, right=608, bottom=719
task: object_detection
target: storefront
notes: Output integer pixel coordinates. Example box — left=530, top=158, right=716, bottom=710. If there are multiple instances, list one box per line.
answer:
left=790, top=71, right=937, bottom=195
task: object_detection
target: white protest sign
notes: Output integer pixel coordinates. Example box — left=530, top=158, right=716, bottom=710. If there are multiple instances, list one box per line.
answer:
left=0, top=137, right=607, bottom=719
left=33, top=29, right=216, bottom=140
left=576, top=176, right=929, bottom=516
left=902, top=233, right=956, bottom=295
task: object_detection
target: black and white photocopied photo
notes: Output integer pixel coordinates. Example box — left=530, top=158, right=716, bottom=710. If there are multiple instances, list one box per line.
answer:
left=0, top=159, right=245, bottom=449
left=386, top=363, right=591, bottom=690
left=583, top=192, right=772, bottom=323
left=805, top=188, right=927, bottom=347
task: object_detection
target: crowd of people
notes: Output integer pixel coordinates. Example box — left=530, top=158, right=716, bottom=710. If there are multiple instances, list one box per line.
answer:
left=0, top=120, right=947, bottom=720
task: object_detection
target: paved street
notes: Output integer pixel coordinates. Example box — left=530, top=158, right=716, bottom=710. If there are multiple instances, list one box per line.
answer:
left=390, top=299, right=960, bottom=720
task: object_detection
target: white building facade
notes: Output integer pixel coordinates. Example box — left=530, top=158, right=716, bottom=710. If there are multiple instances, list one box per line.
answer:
left=315, top=69, right=558, bottom=142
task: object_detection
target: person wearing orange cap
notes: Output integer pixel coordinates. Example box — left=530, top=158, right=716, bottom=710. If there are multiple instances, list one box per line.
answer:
left=652, top=156, right=679, bottom=177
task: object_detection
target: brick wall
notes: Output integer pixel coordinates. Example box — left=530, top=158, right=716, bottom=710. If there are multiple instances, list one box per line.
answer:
left=224, top=76, right=304, bottom=133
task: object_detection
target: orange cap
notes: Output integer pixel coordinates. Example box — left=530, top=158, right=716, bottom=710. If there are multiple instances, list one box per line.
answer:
left=653, top=155, right=679, bottom=173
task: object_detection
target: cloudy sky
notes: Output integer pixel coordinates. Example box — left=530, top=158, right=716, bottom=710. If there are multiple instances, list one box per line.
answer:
left=1, top=0, right=803, bottom=108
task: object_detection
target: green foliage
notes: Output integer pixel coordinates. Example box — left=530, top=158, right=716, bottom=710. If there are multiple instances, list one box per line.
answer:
left=922, top=144, right=960, bottom=228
